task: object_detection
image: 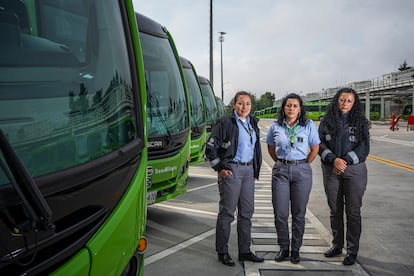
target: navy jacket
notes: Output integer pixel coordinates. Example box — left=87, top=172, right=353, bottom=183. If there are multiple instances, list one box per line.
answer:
left=206, top=113, right=262, bottom=179
left=318, top=114, right=370, bottom=165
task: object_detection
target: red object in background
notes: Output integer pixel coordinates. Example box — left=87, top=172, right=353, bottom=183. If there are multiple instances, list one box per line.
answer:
left=407, top=115, right=414, bottom=131
left=390, top=112, right=401, bottom=131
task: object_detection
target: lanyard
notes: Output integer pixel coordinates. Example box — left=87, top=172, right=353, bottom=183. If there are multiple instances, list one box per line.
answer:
left=240, top=119, right=253, bottom=144
left=285, top=124, right=299, bottom=147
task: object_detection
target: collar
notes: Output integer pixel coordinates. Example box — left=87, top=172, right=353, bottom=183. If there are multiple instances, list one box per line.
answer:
left=282, top=119, right=298, bottom=128
left=233, top=111, right=250, bottom=123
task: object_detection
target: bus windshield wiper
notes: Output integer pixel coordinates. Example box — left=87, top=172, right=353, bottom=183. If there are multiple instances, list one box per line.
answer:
left=148, top=92, right=177, bottom=148
left=0, top=129, right=54, bottom=234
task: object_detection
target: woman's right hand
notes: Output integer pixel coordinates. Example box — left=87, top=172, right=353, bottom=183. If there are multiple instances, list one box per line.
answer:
left=219, top=169, right=233, bottom=179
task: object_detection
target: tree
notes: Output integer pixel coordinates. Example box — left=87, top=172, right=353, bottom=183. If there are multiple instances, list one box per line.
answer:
left=254, top=91, right=275, bottom=111
left=398, top=60, right=412, bottom=71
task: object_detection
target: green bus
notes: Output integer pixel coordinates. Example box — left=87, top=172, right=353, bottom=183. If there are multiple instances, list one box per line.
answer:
left=255, top=105, right=279, bottom=119
left=402, top=103, right=412, bottom=120
left=361, top=102, right=381, bottom=120
left=180, top=57, right=207, bottom=166
left=198, top=76, right=219, bottom=134
left=0, top=0, right=147, bottom=275
left=215, top=96, right=227, bottom=119
left=137, top=13, right=190, bottom=205
left=304, top=102, right=329, bottom=121
left=255, top=102, right=328, bottom=121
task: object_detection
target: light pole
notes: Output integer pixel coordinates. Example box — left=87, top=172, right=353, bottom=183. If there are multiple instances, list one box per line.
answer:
left=209, top=0, right=213, bottom=84
left=219, top=31, right=226, bottom=101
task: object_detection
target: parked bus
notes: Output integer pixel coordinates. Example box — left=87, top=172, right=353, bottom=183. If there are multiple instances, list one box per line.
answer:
left=215, top=96, right=227, bottom=119
left=198, top=76, right=218, bottom=134
left=137, top=13, right=190, bottom=205
left=361, top=102, right=381, bottom=120
left=0, top=1, right=147, bottom=275
left=304, top=102, right=329, bottom=121
left=402, top=103, right=413, bottom=120
left=180, top=57, right=207, bottom=166
left=255, top=105, right=279, bottom=119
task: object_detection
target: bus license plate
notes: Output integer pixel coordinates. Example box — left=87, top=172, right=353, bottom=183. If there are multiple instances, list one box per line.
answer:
left=147, top=191, right=157, bottom=205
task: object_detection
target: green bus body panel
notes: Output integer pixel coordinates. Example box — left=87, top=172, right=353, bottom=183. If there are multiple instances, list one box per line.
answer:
left=190, top=132, right=207, bottom=165
left=49, top=167, right=147, bottom=276
left=50, top=250, right=90, bottom=276
left=87, top=166, right=147, bottom=275
left=147, top=147, right=189, bottom=204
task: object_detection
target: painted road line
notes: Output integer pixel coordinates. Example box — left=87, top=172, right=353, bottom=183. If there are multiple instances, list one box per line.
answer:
left=368, top=154, right=414, bottom=173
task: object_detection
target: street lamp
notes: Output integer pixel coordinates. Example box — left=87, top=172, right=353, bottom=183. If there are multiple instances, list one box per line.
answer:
left=219, top=31, right=226, bottom=101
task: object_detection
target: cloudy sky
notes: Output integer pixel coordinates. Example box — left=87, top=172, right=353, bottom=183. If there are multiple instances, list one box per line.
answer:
left=133, top=0, right=414, bottom=104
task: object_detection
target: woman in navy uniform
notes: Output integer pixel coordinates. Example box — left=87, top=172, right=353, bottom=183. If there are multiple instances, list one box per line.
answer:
left=318, top=87, right=370, bottom=266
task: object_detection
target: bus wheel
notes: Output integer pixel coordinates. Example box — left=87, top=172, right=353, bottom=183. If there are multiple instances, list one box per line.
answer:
left=121, top=254, right=138, bottom=276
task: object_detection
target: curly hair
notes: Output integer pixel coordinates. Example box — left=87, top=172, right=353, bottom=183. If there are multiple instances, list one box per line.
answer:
left=277, top=93, right=307, bottom=126
left=323, top=87, right=369, bottom=139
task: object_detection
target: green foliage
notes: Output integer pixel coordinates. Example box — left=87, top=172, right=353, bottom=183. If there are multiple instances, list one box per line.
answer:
left=252, top=91, right=275, bottom=112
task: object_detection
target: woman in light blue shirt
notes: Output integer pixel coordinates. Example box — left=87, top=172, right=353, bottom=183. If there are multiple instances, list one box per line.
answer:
left=266, top=93, right=320, bottom=264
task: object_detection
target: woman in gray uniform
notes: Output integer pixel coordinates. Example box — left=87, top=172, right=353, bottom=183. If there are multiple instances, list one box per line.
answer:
left=318, top=87, right=370, bottom=266
left=206, top=91, right=263, bottom=266
left=266, top=93, right=320, bottom=264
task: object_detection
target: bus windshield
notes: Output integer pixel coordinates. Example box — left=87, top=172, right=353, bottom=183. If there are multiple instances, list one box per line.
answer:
left=140, top=33, right=187, bottom=136
left=0, top=0, right=139, bottom=184
left=199, top=79, right=218, bottom=126
left=183, top=68, right=205, bottom=129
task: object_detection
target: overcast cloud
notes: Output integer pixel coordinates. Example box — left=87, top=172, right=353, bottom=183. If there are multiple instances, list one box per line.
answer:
left=133, top=0, right=414, bottom=104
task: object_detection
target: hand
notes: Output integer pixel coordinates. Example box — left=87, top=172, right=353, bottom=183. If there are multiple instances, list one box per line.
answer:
left=333, top=158, right=347, bottom=175
left=219, top=169, right=232, bottom=178
left=332, top=167, right=342, bottom=175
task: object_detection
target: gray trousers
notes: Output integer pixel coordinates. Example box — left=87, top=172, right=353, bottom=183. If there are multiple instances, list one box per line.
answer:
left=216, top=163, right=254, bottom=254
left=271, top=162, right=313, bottom=252
left=321, top=162, right=367, bottom=255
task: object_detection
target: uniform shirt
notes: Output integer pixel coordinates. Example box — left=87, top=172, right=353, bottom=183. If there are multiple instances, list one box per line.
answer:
left=266, top=119, right=320, bottom=160
left=234, top=112, right=257, bottom=163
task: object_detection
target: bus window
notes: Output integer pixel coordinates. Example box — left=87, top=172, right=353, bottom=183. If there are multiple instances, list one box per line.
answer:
left=199, top=75, right=218, bottom=133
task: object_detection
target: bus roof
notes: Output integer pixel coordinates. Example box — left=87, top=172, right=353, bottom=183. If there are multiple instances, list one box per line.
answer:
left=198, top=75, right=211, bottom=85
left=136, top=12, right=168, bottom=38
left=180, top=56, right=192, bottom=69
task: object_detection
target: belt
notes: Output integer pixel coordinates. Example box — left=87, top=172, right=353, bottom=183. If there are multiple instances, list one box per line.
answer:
left=278, top=159, right=307, bottom=165
left=229, top=160, right=253, bottom=166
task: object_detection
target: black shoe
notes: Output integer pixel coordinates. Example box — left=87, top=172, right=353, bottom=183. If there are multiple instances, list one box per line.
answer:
left=290, top=251, right=300, bottom=264
left=274, top=249, right=289, bottom=262
left=343, top=253, right=357, bottom=266
left=239, top=252, right=264, bottom=262
left=218, top=253, right=235, bottom=266
left=324, top=246, right=342, bottom=258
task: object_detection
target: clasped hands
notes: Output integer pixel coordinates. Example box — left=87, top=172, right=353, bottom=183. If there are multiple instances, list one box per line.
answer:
left=333, top=158, right=347, bottom=175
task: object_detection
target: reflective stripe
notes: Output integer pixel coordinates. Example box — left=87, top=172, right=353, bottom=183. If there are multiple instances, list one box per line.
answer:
left=321, top=149, right=333, bottom=161
left=210, top=158, right=220, bottom=167
left=347, top=151, right=359, bottom=164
